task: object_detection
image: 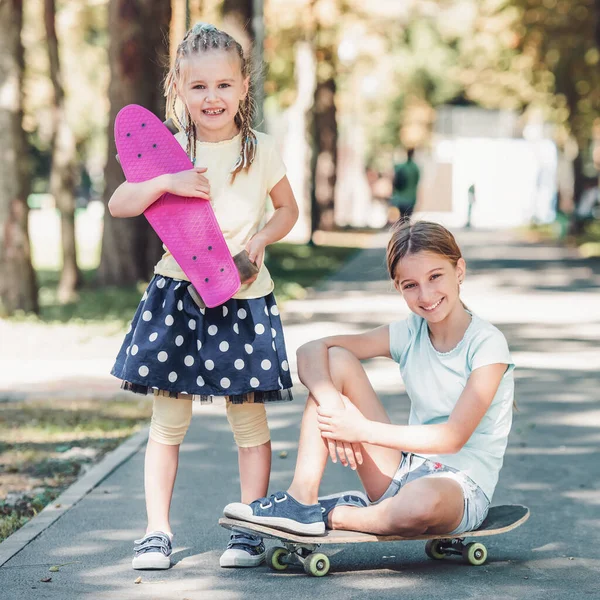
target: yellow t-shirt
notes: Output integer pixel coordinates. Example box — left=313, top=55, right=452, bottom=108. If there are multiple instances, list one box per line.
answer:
left=153, top=130, right=286, bottom=299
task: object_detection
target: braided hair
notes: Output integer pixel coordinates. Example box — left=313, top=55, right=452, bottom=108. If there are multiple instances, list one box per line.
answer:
left=164, top=23, right=258, bottom=181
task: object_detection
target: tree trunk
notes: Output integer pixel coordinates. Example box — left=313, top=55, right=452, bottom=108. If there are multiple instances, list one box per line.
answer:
left=222, top=0, right=253, bottom=35
left=98, top=0, right=172, bottom=286
left=44, top=0, right=82, bottom=303
left=0, top=0, right=38, bottom=315
left=221, top=0, right=264, bottom=128
left=310, top=46, right=338, bottom=234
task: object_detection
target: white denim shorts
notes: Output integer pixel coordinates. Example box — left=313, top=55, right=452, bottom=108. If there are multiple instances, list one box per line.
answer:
left=372, top=453, right=490, bottom=535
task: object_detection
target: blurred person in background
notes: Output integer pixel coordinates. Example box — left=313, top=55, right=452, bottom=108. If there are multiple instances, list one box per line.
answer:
left=390, top=148, right=420, bottom=223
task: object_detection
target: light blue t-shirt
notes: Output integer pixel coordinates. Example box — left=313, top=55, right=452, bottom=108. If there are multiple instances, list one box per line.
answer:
left=389, top=312, right=515, bottom=501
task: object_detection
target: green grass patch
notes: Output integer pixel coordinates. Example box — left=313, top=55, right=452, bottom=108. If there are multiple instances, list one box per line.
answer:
left=34, top=268, right=144, bottom=326
left=577, top=221, right=600, bottom=257
left=0, top=398, right=152, bottom=542
left=266, top=243, right=359, bottom=302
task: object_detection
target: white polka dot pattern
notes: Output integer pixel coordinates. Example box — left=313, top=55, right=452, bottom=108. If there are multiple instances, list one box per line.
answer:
left=114, top=287, right=293, bottom=400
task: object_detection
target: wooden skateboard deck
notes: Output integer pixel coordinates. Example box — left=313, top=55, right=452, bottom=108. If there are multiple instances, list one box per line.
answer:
left=219, top=504, right=529, bottom=575
left=115, top=104, right=240, bottom=308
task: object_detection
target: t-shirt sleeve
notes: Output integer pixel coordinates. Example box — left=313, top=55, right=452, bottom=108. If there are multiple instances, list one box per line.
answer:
left=469, top=328, right=515, bottom=374
left=389, top=319, right=412, bottom=364
left=264, top=136, right=287, bottom=193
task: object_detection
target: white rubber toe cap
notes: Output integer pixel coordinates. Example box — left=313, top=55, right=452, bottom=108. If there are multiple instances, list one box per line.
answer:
left=220, top=547, right=265, bottom=568
left=223, top=502, right=253, bottom=519
left=132, top=552, right=171, bottom=570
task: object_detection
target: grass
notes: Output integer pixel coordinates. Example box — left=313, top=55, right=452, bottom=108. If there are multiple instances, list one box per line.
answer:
left=0, top=397, right=152, bottom=542
left=522, top=218, right=600, bottom=258
left=576, top=221, right=600, bottom=257
left=266, top=242, right=360, bottom=301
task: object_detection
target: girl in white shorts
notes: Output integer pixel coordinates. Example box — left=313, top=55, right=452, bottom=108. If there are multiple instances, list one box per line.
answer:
left=224, top=220, right=514, bottom=538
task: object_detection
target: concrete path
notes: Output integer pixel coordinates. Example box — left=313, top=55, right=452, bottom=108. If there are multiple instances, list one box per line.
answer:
left=1, top=229, right=599, bottom=599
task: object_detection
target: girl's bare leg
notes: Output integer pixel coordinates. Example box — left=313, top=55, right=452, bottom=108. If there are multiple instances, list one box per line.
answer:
left=330, top=476, right=464, bottom=536
left=238, top=441, right=271, bottom=503
left=144, top=438, right=179, bottom=534
left=288, top=347, right=402, bottom=505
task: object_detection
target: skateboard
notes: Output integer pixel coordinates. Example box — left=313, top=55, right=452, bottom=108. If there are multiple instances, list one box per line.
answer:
left=219, top=504, right=529, bottom=577
left=114, top=104, right=241, bottom=308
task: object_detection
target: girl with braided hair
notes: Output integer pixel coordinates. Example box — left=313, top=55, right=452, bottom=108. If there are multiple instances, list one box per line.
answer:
left=108, top=23, right=299, bottom=570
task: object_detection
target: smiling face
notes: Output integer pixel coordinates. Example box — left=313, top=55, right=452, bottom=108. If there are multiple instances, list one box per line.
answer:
left=394, top=251, right=466, bottom=324
left=177, top=50, right=249, bottom=142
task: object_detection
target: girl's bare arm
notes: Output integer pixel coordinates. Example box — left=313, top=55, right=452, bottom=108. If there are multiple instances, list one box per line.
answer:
left=318, top=362, right=508, bottom=455
left=108, top=167, right=210, bottom=218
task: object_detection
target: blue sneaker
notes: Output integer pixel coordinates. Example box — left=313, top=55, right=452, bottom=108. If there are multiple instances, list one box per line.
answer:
left=319, top=490, right=369, bottom=528
left=132, top=531, right=172, bottom=570
left=223, top=491, right=325, bottom=536
left=220, top=531, right=266, bottom=568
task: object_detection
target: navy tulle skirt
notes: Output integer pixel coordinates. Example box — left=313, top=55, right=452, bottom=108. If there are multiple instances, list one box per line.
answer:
left=111, top=275, right=293, bottom=404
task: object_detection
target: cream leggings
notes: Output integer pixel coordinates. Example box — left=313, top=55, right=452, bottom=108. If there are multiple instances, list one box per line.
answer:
left=149, top=393, right=270, bottom=448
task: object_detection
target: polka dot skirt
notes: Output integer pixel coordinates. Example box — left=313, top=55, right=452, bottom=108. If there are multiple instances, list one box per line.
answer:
left=111, top=275, right=293, bottom=404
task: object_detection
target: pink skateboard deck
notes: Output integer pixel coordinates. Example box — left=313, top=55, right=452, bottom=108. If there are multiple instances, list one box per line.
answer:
left=114, top=104, right=240, bottom=308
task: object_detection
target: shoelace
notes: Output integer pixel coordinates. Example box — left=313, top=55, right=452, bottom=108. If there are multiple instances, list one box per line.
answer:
left=133, top=533, right=171, bottom=556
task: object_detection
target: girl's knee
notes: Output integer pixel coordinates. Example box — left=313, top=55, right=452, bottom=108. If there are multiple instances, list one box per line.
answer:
left=149, top=393, right=193, bottom=445
left=383, top=491, right=445, bottom=536
left=226, top=401, right=270, bottom=448
left=327, top=347, right=359, bottom=386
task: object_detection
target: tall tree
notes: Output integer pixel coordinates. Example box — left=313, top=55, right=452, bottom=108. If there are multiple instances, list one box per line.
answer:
left=310, top=0, right=339, bottom=234
left=44, top=0, right=81, bottom=303
left=98, top=0, right=171, bottom=286
left=0, top=0, right=38, bottom=315
left=511, top=0, right=600, bottom=207
left=221, top=0, right=265, bottom=128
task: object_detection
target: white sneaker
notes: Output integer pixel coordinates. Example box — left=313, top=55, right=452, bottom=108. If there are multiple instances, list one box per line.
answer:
left=132, top=531, right=172, bottom=570
left=220, top=532, right=266, bottom=568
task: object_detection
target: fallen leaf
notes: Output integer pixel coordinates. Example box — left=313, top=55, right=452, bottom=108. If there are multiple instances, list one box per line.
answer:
left=41, top=577, right=52, bottom=583
left=54, top=504, right=62, bottom=509
left=279, top=451, right=288, bottom=459
left=49, top=566, right=60, bottom=572
left=134, top=576, right=142, bottom=584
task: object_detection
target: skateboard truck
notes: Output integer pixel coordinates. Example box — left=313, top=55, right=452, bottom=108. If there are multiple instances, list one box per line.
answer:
left=425, top=537, right=488, bottom=565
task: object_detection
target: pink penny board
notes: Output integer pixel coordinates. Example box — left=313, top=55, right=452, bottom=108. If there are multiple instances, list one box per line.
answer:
left=114, top=104, right=240, bottom=308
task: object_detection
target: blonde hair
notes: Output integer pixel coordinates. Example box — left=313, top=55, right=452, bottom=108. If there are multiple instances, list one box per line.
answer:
left=164, top=22, right=257, bottom=181
left=386, top=219, right=463, bottom=280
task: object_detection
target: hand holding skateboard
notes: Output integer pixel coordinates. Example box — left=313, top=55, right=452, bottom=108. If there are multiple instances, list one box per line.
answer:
left=114, top=104, right=244, bottom=308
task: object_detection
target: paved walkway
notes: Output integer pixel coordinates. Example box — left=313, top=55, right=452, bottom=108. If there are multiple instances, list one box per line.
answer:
left=1, top=229, right=600, bottom=599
